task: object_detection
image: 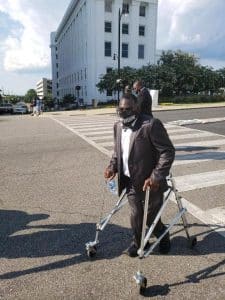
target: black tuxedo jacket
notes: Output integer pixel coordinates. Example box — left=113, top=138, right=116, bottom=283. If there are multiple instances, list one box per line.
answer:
left=137, top=87, right=152, bottom=116
left=108, top=114, right=175, bottom=195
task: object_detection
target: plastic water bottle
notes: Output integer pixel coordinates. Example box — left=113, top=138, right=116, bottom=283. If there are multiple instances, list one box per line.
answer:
left=107, top=179, right=117, bottom=195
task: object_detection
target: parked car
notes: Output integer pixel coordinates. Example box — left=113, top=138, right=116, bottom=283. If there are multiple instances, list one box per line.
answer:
left=13, top=102, right=28, bottom=114
left=0, top=103, right=13, bottom=114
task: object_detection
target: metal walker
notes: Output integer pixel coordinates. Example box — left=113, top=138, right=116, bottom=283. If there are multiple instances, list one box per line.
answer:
left=85, top=174, right=197, bottom=294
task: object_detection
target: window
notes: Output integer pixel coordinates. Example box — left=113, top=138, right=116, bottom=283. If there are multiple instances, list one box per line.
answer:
left=105, top=41, right=112, bottom=57
left=122, top=43, right=128, bottom=58
left=139, top=5, right=146, bottom=17
left=122, top=23, right=129, bottom=34
left=105, top=0, right=112, bottom=12
left=138, top=44, right=144, bottom=59
left=122, top=3, right=129, bottom=14
left=139, top=25, right=145, bottom=36
left=105, top=21, right=112, bottom=33
left=106, top=67, right=113, bottom=73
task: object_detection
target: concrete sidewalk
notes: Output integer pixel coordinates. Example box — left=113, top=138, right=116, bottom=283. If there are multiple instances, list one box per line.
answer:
left=43, top=102, right=225, bottom=116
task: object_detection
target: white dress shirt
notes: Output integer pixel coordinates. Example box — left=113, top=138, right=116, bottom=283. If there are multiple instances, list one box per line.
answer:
left=121, top=126, right=132, bottom=177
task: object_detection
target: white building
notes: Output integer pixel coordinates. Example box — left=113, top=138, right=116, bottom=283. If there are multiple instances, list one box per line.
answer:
left=36, top=78, right=52, bottom=99
left=50, top=0, right=158, bottom=104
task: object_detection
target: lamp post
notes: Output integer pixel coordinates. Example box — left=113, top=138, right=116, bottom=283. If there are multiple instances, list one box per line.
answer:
left=116, top=6, right=128, bottom=105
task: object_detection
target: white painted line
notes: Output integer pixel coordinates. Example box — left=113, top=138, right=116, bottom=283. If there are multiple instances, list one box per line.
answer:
left=170, top=195, right=225, bottom=238
left=176, top=138, right=225, bottom=148
left=50, top=117, right=112, bottom=157
left=76, top=126, right=113, bottom=132
left=169, top=117, right=225, bottom=126
left=167, top=128, right=197, bottom=134
left=91, top=135, right=113, bottom=141
left=69, top=123, right=113, bottom=129
left=170, top=131, right=215, bottom=141
left=85, top=130, right=113, bottom=136
left=175, top=170, right=225, bottom=192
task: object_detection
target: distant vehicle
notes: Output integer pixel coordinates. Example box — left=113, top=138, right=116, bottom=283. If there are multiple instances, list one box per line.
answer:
left=13, top=102, right=28, bottom=114
left=0, top=103, right=13, bottom=114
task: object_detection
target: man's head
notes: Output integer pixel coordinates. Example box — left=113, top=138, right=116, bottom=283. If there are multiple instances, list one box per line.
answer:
left=133, top=80, right=143, bottom=94
left=118, top=93, right=139, bottom=125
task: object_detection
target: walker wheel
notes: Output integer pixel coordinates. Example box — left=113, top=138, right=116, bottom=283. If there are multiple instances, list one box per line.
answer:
left=189, top=237, right=197, bottom=249
left=86, top=246, right=97, bottom=258
left=139, top=277, right=147, bottom=295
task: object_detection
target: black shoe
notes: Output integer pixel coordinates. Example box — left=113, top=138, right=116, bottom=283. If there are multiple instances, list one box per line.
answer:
left=123, top=243, right=138, bottom=257
left=159, top=232, right=171, bottom=254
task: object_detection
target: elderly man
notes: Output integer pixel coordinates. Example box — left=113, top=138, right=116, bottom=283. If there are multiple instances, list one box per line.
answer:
left=133, top=80, right=152, bottom=116
left=104, top=93, right=175, bottom=257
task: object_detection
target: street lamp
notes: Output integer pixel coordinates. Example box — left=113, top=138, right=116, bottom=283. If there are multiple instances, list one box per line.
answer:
left=115, top=6, right=128, bottom=105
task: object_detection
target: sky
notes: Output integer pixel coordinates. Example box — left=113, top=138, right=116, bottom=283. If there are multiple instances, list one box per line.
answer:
left=0, top=0, right=225, bottom=96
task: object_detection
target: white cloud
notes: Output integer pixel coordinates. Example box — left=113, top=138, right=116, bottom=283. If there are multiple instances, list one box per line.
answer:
left=0, top=0, right=70, bottom=72
left=158, top=0, right=225, bottom=62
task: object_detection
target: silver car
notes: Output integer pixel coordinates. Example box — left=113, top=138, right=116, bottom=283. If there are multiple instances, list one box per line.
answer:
left=13, top=102, right=28, bottom=114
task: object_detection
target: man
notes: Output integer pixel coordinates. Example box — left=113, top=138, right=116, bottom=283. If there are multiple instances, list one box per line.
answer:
left=104, top=93, right=175, bottom=257
left=133, top=80, right=152, bottom=116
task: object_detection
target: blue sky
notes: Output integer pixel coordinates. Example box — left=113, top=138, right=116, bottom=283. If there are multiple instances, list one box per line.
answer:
left=0, top=0, right=225, bottom=95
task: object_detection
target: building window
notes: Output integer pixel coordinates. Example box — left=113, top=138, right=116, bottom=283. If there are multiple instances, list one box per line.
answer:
left=122, top=43, right=128, bottom=58
left=105, top=41, right=112, bottom=57
left=122, top=23, right=129, bottom=34
left=138, top=44, right=144, bottom=59
left=122, top=3, right=129, bottom=14
left=107, top=90, right=113, bottom=96
left=105, top=0, right=112, bottom=12
left=106, top=67, right=113, bottom=73
left=139, top=5, right=146, bottom=17
left=139, top=25, right=145, bottom=36
left=105, top=21, right=112, bottom=33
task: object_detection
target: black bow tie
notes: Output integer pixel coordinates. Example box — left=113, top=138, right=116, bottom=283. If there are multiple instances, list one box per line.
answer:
left=122, top=123, right=134, bottom=131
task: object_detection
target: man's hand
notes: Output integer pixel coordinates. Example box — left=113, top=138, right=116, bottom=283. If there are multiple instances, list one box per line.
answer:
left=143, top=177, right=159, bottom=192
left=104, top=167, right=116, bottom=180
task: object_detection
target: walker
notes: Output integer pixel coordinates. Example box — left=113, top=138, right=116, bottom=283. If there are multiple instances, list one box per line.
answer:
left=85, top=174, right=197, bottom=294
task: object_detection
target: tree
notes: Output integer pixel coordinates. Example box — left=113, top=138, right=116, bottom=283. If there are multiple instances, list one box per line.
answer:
left=43, top=93, right=54, bottom=110
left=24, top=89, right=37, bottom=103
left=62, top=94, right=75, bottom=106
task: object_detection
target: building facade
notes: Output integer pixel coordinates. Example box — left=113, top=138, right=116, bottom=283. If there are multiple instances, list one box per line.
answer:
left=50, top=0, right=158, bottom=104
left=36, top=78, right=52, bottom=99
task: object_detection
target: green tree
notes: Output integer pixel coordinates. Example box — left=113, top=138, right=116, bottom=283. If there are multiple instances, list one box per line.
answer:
left=24, top=89, right=37, bottom=103
left=62, top=94, right=75, bottom=106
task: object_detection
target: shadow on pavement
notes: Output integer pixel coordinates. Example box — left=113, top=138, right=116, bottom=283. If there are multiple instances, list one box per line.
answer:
left=175, top=151, right=225, bottom=161
left=0, top=209, right=225, bottom=297
left=0, top=209, right=131, bottom=280
left=176, top=146, right=218, bottom=152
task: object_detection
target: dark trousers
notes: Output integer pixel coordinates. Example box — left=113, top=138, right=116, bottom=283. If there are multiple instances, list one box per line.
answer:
left=126, top=178, right=166, bottom=247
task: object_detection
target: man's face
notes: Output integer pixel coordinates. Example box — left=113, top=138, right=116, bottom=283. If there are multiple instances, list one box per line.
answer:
left=118, top=98, right=134, bottom=114
left=133, top=83, right=141, bottom=94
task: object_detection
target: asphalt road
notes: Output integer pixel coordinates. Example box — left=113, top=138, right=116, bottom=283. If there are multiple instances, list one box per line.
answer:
left=0, top=109, right=225, bottom=299
left=154, top=106, right=225, bottom=123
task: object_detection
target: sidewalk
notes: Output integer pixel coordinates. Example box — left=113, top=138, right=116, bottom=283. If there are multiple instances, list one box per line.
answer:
left=44, top=102, right=225, bottom=116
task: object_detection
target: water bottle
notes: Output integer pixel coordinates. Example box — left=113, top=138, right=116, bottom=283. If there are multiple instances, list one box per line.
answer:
left=107, top=179, right=117, bottom=195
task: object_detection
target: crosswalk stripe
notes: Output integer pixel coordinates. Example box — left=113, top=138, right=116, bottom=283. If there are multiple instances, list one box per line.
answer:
left=76, top=126, right=113, bottom=132
left=175, top=170, right=225, bottom=191
left=169, top=131, right=216, bottom=140
left=85, top=130, right=113, bottom=136
left=176, top=138, right=225, bottom=148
